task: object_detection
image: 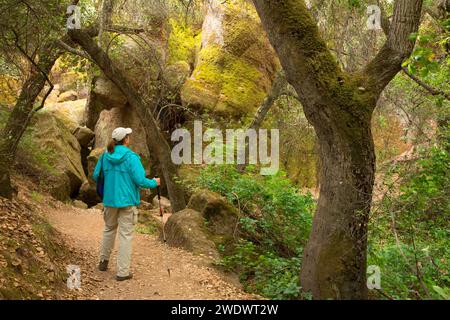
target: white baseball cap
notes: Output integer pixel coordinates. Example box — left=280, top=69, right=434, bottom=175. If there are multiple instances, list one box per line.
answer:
left=112, top=127, right=132, bottom=141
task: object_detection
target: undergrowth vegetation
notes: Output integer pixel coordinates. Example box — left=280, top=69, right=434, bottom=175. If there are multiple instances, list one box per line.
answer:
left=197, top=165, right=314, bottom=299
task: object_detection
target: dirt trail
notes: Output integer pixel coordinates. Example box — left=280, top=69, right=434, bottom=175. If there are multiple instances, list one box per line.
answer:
left=44, top=204, right=254, bottom=300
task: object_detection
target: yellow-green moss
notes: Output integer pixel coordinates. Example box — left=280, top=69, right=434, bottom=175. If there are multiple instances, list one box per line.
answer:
left=0, top=75, right=18, bottom=106
left=182, top=44, right=268, bottom=116
left=168, top=18, right=197, bottom=65
left=217, top=55, right=267, bottom=115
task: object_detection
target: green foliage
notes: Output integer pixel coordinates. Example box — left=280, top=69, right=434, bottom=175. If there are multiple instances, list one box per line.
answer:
left=403, top=15, right=449, bottom=86
left=219, top=240, right=303, bottom=299
left=369, top=141, right=450, bottom=300
left=197, top=165, right=314, bottom=299
left=135, top=223, right=158, bottom=235
left=433, top=285, right=450, bottom=300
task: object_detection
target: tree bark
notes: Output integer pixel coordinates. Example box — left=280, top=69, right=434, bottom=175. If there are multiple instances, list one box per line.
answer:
left=252, top=0, right=423, bottom=299
left=68, top=29, right=187, bottom=212
left=0, top=42, right=61, bottom=199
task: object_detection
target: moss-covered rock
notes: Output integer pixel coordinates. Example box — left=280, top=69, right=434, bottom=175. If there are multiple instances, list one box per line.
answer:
left=57, top=90, right=78, bottom=103
left=25, top=111, right=87, bottom=201
left=181, top=0, right=279, bottom=118
left=164, top=208, right=220, bottom=260
left=165, top=189, right=239, bottom=260
left=188, top=189, right=238, bottom=237
left=92, top=77, right=127, bottom=109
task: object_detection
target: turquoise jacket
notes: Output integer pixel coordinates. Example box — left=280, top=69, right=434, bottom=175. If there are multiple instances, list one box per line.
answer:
left=93, top=145, right=158, bottom=208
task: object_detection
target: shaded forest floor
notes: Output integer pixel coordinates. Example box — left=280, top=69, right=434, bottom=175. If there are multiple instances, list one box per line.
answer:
left=1, top=176, right=256, bottom=300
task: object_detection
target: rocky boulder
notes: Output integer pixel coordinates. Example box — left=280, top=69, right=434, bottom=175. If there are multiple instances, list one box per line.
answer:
left=164, top=208, right=220, bottom=260
left=73, top=126, right=95, bottom=148
left=188, top=189, right=239, bottom=237
left=94, top=107, right=150, bottom=163
left=92, top=77, right=127, bottom=109
left=78, top=181, right=100, bottom=207
left=152, top=195, right=172, bottom=213
left=164, top=189, right=239, bottom=260
left=181, top=0, right=279, bottom=117
left=28, top=111, right=87, bottom=201
left=44, top=99, right=87, bottom=132
left=164, top=61, right=191, bottom=91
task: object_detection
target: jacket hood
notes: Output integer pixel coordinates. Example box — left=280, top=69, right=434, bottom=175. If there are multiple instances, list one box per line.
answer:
left=105, top=145, right=133, bottom=165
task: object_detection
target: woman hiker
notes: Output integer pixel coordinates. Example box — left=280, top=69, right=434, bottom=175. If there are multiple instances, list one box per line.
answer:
left=93, top=127, right=160, bottom=281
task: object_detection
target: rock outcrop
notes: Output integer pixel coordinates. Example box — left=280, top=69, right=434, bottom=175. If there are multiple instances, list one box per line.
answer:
left=94, top=107, right=150, bottom=164
left=27, top=111, right=87, bottom=201
left=73, top=126, right=95, bottom=148
left=164, top=189, right=239, bottom=260
left=44, top=99, right=87, bottom=132
left=187, top=189, right=239, bottom=238
left=181, top=0, right=279, bottom=117
left=57, top=90, right=78, bottom=103
left=164, top=208, right=220, bottom=260
left=152, top=195, right=172, bottom=213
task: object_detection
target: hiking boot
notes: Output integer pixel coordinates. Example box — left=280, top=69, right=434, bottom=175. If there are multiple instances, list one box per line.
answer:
left=98, top=260, right=109, bottom=271
left=116, top=273, right=133, bottom=281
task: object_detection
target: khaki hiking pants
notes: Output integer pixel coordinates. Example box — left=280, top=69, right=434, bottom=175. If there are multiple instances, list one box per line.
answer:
left=100, top=206, right=138, bottom=277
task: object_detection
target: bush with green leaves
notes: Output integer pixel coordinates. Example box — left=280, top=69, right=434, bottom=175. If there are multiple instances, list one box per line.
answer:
left=196, top=165, right=314, bottom=299
left=369, top=140, right=449, bottom=300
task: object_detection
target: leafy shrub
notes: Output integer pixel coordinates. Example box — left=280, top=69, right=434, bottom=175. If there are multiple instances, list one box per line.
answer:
left=197, top=165, right=314, bottom=299
left=369, top=141, right=450, bottom=300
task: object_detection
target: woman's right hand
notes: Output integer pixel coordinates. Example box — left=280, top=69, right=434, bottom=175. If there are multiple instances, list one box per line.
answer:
left=154, top=178, right=161, bottom=186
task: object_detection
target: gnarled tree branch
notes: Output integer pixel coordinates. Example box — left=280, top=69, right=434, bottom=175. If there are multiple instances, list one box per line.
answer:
left=252, top=0, right=341, bottom=110
left=402, top=67, right=450, bottom=100
left=364, top=0, right=424, bottom=95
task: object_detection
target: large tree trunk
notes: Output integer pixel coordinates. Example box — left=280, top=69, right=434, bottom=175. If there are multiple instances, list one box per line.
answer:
left=0, top=42, right=61, bottom=199
left=300, top=105, right=376, bottom=299
left=68, top=29, right=187, bottom=212
left=252, top=0, right=423, bottom=299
